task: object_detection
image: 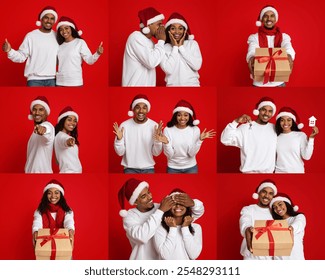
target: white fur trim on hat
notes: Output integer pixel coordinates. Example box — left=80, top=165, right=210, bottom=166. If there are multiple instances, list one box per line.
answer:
left=119, top=209, right=128, bottom=217
left=129, top=181, right=149, bottom=205
left=165, top=18, right=188, bottom=30
left=131, top=98, right=151, bottom=112
left=259, top=7, right=278, bottom=22
left=253, top=101, right=276, bottom=116
left=29, top=100, right=50, bottom=120
left=193, top=120, right=200, bottom=126
left=270, top=196, right=299, bottom=212
left=147, top=14, right=165, bottom=25
left=56, top=21, right=76, bottom=31
left=252, top=182, right=277, bottom=199
left=58, top=111, right=79, bottom=123
left=276, top=112, right=304, bottom=129
left=173, top=106, right=193, bottom=116
left=43, top=183, right=64, bottom=195
left=39, top=9, right=58, bottom=23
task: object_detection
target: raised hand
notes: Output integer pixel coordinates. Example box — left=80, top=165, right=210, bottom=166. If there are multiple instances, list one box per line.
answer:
left=97, top=41, right=104, bottom=55
left=34, top=125, right=46, bottom=135
left=2, top=38, right=11, bottom=53
left=182, top=215, right=193, bottom=227
left=309, top=126, right=319, bottom=139
left=165, top=216, right=176, bottom=227
left=200, top=128, right=216, bottom=141
left=235, top=114, right=252, bottom=124
left=172, top=193, right=194, bottom=208
left=113, top=122, right=124, bottom=140
left=66, top=137, right=76, bottom=147
left=159, top=196, right=175, bottom=212
left=156, top=25, right=166, bottom=41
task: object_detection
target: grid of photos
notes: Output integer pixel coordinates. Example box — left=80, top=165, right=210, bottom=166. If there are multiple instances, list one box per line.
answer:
left=0, top=0, right=325, bottom=264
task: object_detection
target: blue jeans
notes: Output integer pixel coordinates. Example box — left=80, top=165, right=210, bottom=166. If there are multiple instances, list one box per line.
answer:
left=27, top=79, right=56, bottom=87
left=123, top=168, right=155, bottom=174
left=167, top=165, right=198, bottom=174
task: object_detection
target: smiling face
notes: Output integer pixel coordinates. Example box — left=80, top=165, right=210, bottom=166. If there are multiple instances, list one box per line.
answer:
left=272, top=200, right=289, bottom=218
left=47, top=188, right=61, bottom=205
left=256, top=105, right=273, bottom=124
left=40, top=13, right=56, bottom=32
left=59, top=25, right=74, bottom=42
left=170, top=203, right=186, bottom=217
left=32, top=104, right=48, bottom=124
left=258, top=187, right=275, bottom=208
left=262, top=11, right=277, bottom=29
left=148, top=20, right=164, bottom=38
left=176, top=111, right=190, bottom=128
left=62, top=115, right=78, bottom=133
left=135, top=187, right=154, bottom=212
left=279, top=116, right=293, bottom=133
left=169, top=23, right=185, bottom=43
left=133, top=102, right=148, bottom=124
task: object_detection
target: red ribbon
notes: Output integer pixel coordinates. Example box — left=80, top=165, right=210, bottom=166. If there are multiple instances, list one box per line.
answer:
left=255, top=48, right=289, bottom=84
left=254, top=220, right=289, bottom=256
left=36, top=228, right=69, bottom=260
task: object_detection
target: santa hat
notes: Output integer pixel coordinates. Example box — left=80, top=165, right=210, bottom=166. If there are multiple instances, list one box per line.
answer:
left=118, top=178, right=149, bottom=217
left=36, top=6, right=58, bottom=26
left=57, top=106, right=79, bottom=123
left=138, top=7, right=164, bottom=34
left=28, top=96, right=50, bottom=120
left=252, top=179, right=277, bottom=199
left=56, top=16, right=83, bottom=36
left=128, top=94, right=151, bottom=117
left=168, top=188, right=186, bottom=197
left=270, top=192, right=299, bottom=212
left=173, top=99, right=200, bottom=125
left=276, top=107, right=304, bottom=129
left=253, top=96, right=276, bottom=117
left=256, top=5, right=279, bottom=27
left=43, top=179, right=65, bottom=196
left=165, top=12, right=194, bottom=40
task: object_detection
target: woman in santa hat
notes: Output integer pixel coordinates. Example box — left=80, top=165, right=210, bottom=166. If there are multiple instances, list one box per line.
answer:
left=275, top=107, right=319, bottom=173
left=55, top=16, right=103, bottom=86
left=54, top=106, right=82, bottom=173
left=32, top=180, right=75, bottom=249
left=160, top=12, right=202, bottom=86
left=154, top=189, right=203, bottom=260
left=154, top=100, right=215, bottom=173
left=270, top=193, right=306, bottom=260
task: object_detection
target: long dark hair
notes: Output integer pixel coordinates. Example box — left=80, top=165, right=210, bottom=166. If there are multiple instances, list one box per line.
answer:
left=55, top=116, right=80, bottom=145
left=167, top=112, right=194, bottom=128
left=165, top=24, right=189, bottom=44
left=56, top=26, right=82, bottom=45
left=37, top=190, right=72, bottom=214
left=275, top=117, right=300, bottom=136
left=271, top=201, right=302, bottom=219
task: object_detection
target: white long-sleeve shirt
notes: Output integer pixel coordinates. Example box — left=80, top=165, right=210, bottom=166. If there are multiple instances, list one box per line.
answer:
left=114, top=118, right=162, bottom=169
left=7, top=29, right=58, bottom=80
left=122, top=31, right=165, bottom=86
left=56, top=38, right=100, bottom=86
left=220, top=120, right=277, bottom=173
left=163, top=126, right=203, bottom=169
left=32, top=210, right=75, bottom=233
left=274, top=214, right=306, bottom=260
left=246, top=33, right=295, bottom=87
left=239, top=204, right=273, bottom=260
left=275, top=132, right=314, bottom=173
left=160, top=40, right=202, bottom=86
left=54, top=131, right=82, bottom=173
left=154, top=224, right=202, bottom=260
left=25, top=121, right=54, bottom=173
left=123, top=200, right=204, bottom=260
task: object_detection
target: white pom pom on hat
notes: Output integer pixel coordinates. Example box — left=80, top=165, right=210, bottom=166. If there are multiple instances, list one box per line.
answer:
left=138, top=7, right=164, bottom=35
left=255, top=6, right=279, bottom=27
left=165, top=12, right=195, bottom=40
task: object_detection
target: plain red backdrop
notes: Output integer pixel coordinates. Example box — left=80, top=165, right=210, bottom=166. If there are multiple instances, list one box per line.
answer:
left=109, top=173, right=217, bottom=260
left=217, top=173, right=325, bottom=260
left=0, top=87, right=108, bottom=173
left=0, top=0, right=108, bottom=86
left=108, top=0, right=217, bottom=86
left=215, top=0, right=325, bottom=86
left=217, top=87, right=325, bottom=173
left=108, top=87, right=217, bottom=173
left=0, top=174, right=108, bottom=260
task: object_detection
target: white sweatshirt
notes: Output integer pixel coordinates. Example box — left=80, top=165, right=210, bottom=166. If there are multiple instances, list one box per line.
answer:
left=114, top=118, right=162, bottom=169
left=56, top=38, right=100, bottom=86
left=239, top=204, right=273, bottom=260
left=220, top=121, right=277, bottom=173
left=160, top=40, right=202, bottom=86
left=25, top=121, right=54, bottom=173
left=32, top=210, right=75, bottom=233
left=246, top=33, right=295, bottom=87
left=154, top=224, right=202, bottom=260
left=275, top=132, right=314, bottom=173
left=163, top=126, right=203, bottom=169
left=122, top=31, right=165, bottom=86
left=54, top=131, right=82, bottom=173
left=7, top=29, right=58, bottom=80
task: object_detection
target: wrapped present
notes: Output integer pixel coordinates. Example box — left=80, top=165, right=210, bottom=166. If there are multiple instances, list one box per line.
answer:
left=252, top=220, right=293, bottom=256
left=35, top=228, right=72, bottom=260
left=254, top=48, right=291, bottom=84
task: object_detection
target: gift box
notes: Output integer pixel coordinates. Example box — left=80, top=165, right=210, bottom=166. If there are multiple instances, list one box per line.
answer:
left=254, top=48, right=291, bottom=84
left=252, top=220, right=293, bottom=256
left=35, top=228, right=72, bottom=260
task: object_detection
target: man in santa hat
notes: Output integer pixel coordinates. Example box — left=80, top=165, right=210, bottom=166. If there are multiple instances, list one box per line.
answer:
left=25, top=96, right=54, bottom=173
left=220, top=96, right=277, bottom=173
left=2, top=6, right=59, bottom=86
left=246, top=5, right=295, bottom=87
left=118, top=178, right=204, bottom=259
left=122, top=7, right=166, bottom=86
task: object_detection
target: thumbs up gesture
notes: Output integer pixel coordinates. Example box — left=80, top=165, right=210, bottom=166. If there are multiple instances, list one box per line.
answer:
left=2, top=38, right=11, bottom=53
left=97, top=41, right=104, bottom=55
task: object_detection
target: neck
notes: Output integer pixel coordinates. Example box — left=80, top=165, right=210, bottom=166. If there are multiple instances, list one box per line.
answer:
left=256, top=119, right=268, bottom=125
left=174, top=216, right=183, bottom=225
left=39, top=28, right=51, bottom=33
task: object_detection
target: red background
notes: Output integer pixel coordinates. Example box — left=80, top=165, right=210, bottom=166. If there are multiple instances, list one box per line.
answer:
left=0, top=0, right=108, bottom=87
left=108, top=87, right=217, bottom=173
left=108, top=0, right=218, bottom=86
left=0, top=174, right=108, bottom=260
left=217, top=174, right=325, bottom=260
left=109, top=174, right=217, bottom=260
left=217, top=87, right=325, bottom=173
left=0, top=87, right=108, bottom=173
left=215, top=0, right=325, bottom=86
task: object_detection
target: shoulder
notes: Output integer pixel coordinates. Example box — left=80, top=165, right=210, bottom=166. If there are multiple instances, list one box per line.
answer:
left=247, top=33, right=258, bottom=42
